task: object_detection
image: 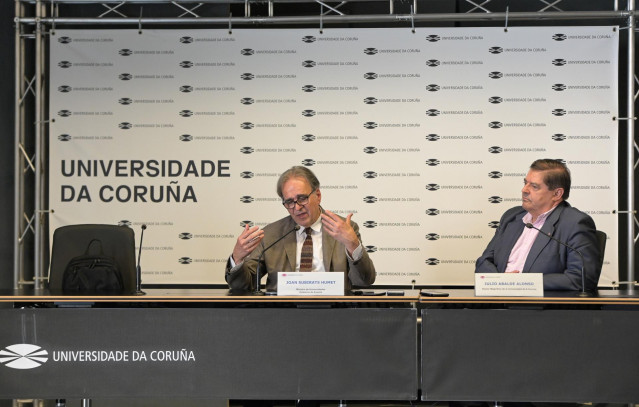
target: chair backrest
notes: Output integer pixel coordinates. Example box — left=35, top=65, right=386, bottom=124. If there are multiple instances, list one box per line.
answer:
left=595, top=229, right=607, bottom=270
left=49, top=224, right=136, bottom=294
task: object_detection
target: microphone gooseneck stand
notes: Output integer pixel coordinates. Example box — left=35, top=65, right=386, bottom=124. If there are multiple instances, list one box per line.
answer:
left=254, top=225, right=300, bottom=295
left=135, top=224, right=147, bottom=296
left=525, top=223, right=590, bottom=297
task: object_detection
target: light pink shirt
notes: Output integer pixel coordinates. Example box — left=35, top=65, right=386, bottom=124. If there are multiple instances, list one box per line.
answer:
left=505, top=205, right=558, bottom=273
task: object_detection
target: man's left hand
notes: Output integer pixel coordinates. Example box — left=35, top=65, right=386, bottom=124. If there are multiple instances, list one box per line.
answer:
left=321, top=210, right=359, bottom=255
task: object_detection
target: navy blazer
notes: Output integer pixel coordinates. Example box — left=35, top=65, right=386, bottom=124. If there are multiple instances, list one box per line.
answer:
left=475, top=201, right=601, bottom=291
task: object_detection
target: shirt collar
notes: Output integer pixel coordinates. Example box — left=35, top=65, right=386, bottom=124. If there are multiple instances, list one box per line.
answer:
left=297, top=216, right=322, bottom=236
left=523, top=203, right=559, bottom=226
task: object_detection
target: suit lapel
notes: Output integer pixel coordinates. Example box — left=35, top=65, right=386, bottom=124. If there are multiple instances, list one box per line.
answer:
left=522, top=202, right=565, bottom=273
left=322, top=227, right=336, bottom=271
left=283, top=218, right=299, bottom=271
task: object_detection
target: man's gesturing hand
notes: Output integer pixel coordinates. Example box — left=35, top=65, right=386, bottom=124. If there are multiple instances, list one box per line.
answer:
left=321, top=210, right=359, bottom=255
left=232, top=225, right=264, bottom=264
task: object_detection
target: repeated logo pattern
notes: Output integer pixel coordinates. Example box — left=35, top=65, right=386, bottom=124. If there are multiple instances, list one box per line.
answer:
left=48, top=27, right=619, bottom=286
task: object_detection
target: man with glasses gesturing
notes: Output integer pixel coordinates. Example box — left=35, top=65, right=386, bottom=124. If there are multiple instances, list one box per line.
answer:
left=225, top=166, right=376, bottom=292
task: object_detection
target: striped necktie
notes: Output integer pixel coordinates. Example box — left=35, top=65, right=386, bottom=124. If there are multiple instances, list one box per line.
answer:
left=300, top=227, right=313, bottom=271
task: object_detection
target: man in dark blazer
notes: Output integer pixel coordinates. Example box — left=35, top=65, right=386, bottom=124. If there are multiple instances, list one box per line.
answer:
left=226, top=166, right=376, bottom=292
left=475, top=159, right=601, bottom=291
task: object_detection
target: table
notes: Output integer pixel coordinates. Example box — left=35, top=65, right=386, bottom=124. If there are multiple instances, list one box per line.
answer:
left=420, top=289, right=639, bottom=403
left=0, top=289, right=419, bottom=400
left=3, top=288, right=639, bottom=403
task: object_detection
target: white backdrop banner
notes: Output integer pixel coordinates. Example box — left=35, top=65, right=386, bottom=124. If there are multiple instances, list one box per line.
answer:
left=49, top=27, right=619, bottom=286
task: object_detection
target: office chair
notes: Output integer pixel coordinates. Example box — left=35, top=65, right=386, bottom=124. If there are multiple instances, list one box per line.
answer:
left=48, top=224, right=137, bottom=294
left=595, top=229, right=607, bottom=270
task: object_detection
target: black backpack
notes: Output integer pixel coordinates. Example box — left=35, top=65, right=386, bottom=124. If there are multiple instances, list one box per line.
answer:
left=62, top=239, right=124, bottom=292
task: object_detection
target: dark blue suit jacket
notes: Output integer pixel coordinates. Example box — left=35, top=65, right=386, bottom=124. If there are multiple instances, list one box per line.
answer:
left=475, top=201, right=601, bottom=291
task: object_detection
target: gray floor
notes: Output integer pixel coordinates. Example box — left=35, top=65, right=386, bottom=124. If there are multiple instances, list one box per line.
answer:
left=5, top=400, right=637, bottom=407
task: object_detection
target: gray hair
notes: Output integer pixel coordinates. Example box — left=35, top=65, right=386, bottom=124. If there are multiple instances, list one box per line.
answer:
left=276, top=166, right=320, bottom=198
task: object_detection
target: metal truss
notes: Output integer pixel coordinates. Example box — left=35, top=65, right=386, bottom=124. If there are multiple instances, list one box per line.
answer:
left=463, top=0, right=565, bottom=13
left=13, top=0, right=637, bottom=288
left=15, top=0, right=632, bottom=24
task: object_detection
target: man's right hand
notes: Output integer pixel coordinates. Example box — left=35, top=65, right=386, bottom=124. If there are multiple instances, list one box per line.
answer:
left=232, top=225, right=264, bottom=264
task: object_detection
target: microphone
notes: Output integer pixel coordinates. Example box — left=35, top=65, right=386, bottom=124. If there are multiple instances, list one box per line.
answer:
left=524, top=223, right=590, bottom=297
left=254, top=225, right=300, bottom=295
left=135, top=224, right=147, bottom=296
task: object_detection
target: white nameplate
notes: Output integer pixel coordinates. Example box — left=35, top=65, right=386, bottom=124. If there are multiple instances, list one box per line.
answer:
left=277, top=272, right=344, bottom=296
left=475, top=273, right=544, bottom=297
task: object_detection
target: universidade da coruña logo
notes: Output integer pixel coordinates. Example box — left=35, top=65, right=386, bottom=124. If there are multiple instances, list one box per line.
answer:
left=0, top=344, right=49, bottom=369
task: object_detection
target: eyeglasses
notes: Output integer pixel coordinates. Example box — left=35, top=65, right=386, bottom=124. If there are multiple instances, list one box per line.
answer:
left=282, top=189, right=316, bottom=209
